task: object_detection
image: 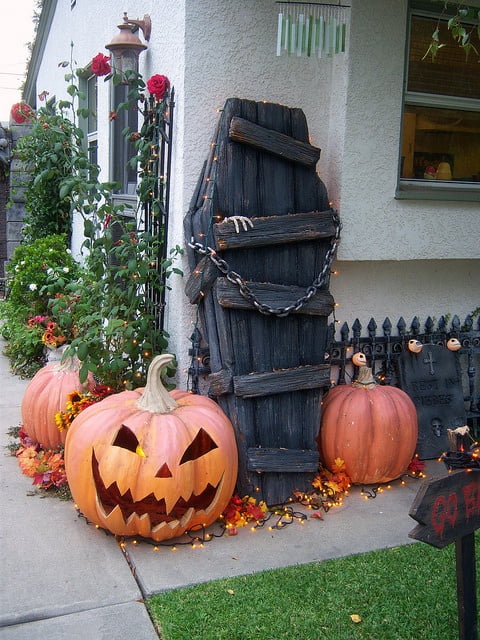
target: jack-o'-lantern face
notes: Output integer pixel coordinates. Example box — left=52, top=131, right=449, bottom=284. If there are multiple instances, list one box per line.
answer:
left=91, top=421, right=227, bottom=535
left=65, top=372, right=238, bottom=542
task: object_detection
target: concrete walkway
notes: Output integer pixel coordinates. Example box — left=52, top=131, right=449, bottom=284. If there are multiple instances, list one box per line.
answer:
left=0, top=340, right=448, bottom=639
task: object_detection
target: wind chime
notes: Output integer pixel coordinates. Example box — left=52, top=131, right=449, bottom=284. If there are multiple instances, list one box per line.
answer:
left=276, top=1, right=350, bottom=57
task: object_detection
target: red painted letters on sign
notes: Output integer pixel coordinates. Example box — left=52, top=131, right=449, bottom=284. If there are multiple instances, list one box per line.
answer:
left=431, top=492, right=458, bottom=539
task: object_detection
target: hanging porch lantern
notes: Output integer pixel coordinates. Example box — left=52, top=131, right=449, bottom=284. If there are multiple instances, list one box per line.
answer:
left=106, top=12, right=151, bottom=77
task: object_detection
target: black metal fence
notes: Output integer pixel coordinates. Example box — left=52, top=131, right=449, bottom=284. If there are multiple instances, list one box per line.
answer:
left=326, top=314, right=480, bottom=436
left=141, top=88, right=175, bottom=335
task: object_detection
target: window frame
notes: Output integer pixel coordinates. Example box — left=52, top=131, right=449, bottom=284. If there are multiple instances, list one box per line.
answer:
left=396, top=1, right=480, bottom=201
left=78, top=70, right=98, bottom=170
left=110, top=83, right=139, bottom=212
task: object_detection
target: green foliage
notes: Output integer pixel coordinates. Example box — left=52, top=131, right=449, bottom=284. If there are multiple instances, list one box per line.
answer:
left=6, top=234, right=80, bottom=313
left=1, top=235, right=81, bottom=377
left=2, top=52, right=180, bottom=388
left=63, top=217, right=181, bottom=389
left=53, top=62, right=180, bottom=389
left=0, top=300, right=45, bottom=377
left=147, top=538, right=480, bottom=640
left=424, top=2, right=480, bottom=60
left=15, top=109, right=76, bottom=242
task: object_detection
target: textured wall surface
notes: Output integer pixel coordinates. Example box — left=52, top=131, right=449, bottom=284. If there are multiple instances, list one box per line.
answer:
left=340, top=0, right=479, bottom=261
left=32, top=0, right=479, bottom=383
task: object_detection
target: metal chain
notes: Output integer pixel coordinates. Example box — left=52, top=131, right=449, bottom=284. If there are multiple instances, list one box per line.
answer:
left=188, top=211, right=341, bottom=318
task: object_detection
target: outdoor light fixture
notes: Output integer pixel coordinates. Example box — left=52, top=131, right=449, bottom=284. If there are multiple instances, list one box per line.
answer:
left=106, top=12, right=151, bottom=76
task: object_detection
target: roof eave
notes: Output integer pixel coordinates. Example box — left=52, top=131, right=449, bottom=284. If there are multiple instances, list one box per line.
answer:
left=23, top=0, right=58, bottom=109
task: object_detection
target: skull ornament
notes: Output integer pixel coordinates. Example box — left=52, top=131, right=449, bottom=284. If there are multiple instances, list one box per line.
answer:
left=65, top=354, right=238, bottom=542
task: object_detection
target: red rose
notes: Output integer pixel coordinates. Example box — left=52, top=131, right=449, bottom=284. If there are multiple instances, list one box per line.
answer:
left=146, top=74, right=170, bottom=100
left=10, top=102, right=35, bottom=124
left=91, top=53, right=111, bottom=77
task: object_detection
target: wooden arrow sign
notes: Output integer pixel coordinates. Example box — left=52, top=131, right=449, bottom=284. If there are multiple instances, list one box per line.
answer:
left=410, top=469, right=480, bottom=640
left=409, top=469, right=480, bottom=549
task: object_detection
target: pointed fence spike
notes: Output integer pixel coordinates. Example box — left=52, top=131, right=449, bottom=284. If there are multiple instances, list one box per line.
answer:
left=340, top=322, right=350, bottom=341
left=411, top=316, right=420, bottom=335
left=397, top=316, right=406, bottom=336
left=425, top=316, right=434, bottom=333
left=451, top=315, right=461, bottom=332
left=464, top=315, right=473, bottom=332
left=382, top=317, right=392, bottom=336
left=352, top=318, right=362, bottom=338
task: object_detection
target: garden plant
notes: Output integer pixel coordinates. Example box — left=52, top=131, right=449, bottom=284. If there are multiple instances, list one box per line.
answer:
left=2, top=49, right=181, bottom=389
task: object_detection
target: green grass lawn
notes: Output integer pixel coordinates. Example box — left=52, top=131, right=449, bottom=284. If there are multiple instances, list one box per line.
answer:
left=147, top=537, right=478, bottom=640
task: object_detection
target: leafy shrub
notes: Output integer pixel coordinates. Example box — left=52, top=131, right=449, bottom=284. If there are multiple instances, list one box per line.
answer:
left=6, top=234, right=80, bottom=313
left=15, top=109, right=75, bottom=242
left=0, top=301, right=46, bottom=377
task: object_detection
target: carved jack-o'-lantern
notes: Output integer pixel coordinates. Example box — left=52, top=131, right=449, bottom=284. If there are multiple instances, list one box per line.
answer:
left=64, top=354, right=238, bottom=542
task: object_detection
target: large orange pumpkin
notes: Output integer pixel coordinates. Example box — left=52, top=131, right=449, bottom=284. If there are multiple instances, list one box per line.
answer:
left=318, top=356, right=418, bottom=484
left=21, top=355, right=94, bottom=450
left=64, top=354, right=238, bottom=542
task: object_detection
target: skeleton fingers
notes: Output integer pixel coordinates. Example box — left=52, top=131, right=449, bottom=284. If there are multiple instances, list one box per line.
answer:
left=222, top=216, right=254, bottom=234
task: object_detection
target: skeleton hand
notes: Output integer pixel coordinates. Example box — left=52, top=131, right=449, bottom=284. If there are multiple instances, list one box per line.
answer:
left=222, top=216, right=254, bottom=234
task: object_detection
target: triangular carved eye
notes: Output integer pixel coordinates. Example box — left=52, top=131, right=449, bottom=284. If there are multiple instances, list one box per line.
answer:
left=113, top=425, right=140, bottom=453
left=156, top=463, right=172, bottom=478
left=180, top=428, right=218, bottom=464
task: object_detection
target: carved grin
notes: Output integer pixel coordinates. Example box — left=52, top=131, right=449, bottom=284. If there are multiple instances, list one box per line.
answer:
left=91, top=451, right=221, bottom=527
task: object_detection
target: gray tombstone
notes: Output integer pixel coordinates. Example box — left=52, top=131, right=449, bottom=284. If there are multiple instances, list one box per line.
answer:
left=397, top=344, right=466, bottom=459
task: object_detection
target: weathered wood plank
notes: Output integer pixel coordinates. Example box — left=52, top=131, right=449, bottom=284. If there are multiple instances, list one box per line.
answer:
left=213, top=210, right=335, bottom=250
left=233, top=364, right=330, bottom=398
left=229, top=116, right=321, bottom=167
left=409, top=470, right=480, bottom=548
left=184, top=256, right=219, bottom=304
left=247, top=447, right=319, bottom=473
left=208, top=368, right=233, bottom=396
left=215, top=278, right=335, bottom=316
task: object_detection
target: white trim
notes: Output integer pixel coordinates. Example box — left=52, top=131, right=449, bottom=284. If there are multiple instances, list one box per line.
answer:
left=405, top=91, right=480, bottom=113
left=397, top=179, right=480, bottom=201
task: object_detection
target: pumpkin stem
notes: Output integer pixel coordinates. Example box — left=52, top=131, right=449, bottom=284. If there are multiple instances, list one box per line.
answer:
left=354, top=366, right=377, bottom=388
left=136, top=354, right=179, bottom=414
left=54, top=354, right=81, bottom=373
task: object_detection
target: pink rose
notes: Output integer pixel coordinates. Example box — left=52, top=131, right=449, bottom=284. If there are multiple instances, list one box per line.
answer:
left=91, top=53, right=111, bottom=77
left=146, top=74, right=170, bottom=100
left=10, top=102, right=35, bottom=124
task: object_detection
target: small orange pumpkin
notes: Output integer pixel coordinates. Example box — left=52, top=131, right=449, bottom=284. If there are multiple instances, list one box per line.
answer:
left=21, top=355, right=94, bottom=450
left=318, top=355, right=418, bottom=484
left=64, top=354, right=238, bottom=542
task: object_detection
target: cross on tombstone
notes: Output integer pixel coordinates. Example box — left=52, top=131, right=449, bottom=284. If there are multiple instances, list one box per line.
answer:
left=423, top=350, right=436, bottom=375
left=397, top=344, right=466, bottom=459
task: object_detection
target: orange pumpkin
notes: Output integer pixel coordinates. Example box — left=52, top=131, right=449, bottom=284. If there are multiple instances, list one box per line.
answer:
left=21, top=355, right=94, bottom=450
left=318, top=357, right=418, bottom=484
left=64, top=354, right=238, bottom=542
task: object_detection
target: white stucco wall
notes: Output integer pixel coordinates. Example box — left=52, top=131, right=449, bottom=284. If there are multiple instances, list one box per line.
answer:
left=32, top=0, right=479, bottom=383
left=168, top=0, right=346, bottom=381
left=329, top=0, right=478, bottom=336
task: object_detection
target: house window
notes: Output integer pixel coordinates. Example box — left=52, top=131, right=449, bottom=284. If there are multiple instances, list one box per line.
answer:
left=111, top=84, right=138, bottom=197
left=86, top=74, right=98, bottom=167
left=78, top=72, right=98, bottom=170
left=398, top=2, right=480, bottom=199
